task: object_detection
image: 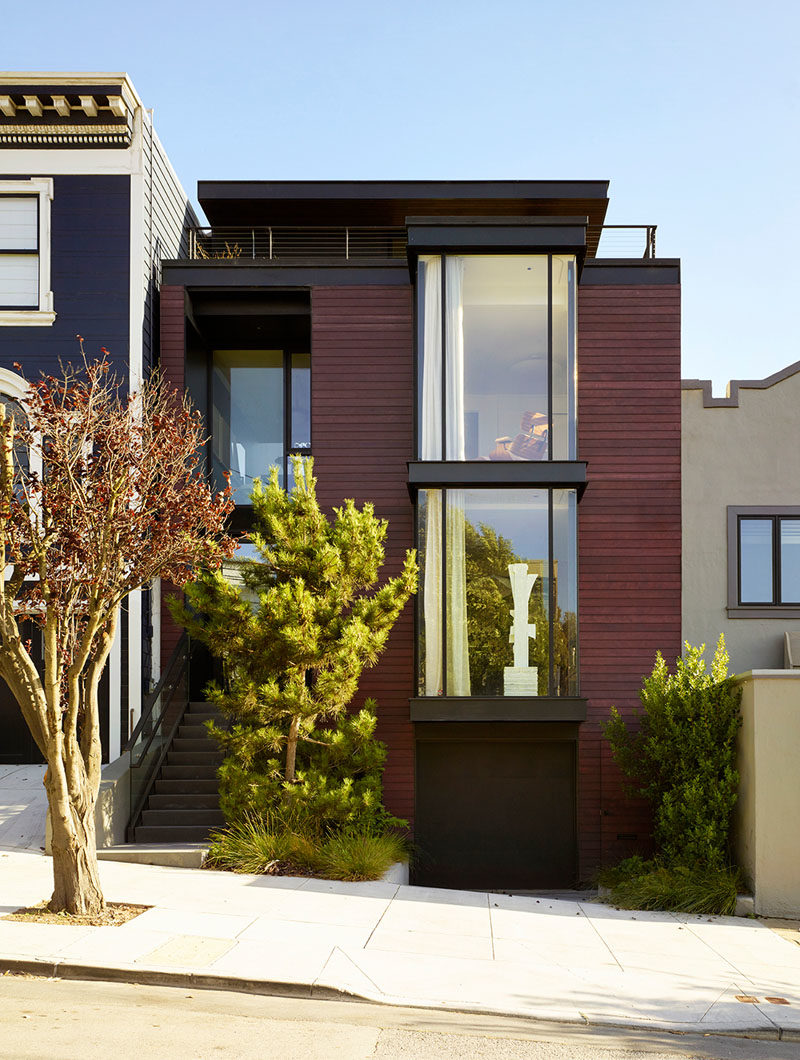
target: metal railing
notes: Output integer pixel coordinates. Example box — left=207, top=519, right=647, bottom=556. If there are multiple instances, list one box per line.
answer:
left=125, top=632, right=194, bottom=840
left=188, top=226, right=408, bottom=262
left=587, top=224, right=657, bottom=259
left=185, top=223, right=656, bottom=262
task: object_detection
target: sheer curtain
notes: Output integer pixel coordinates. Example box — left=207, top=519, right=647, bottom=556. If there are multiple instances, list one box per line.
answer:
left=420, top=258, right=443, bottom=694
left=445, top=258, right=470, bottom=695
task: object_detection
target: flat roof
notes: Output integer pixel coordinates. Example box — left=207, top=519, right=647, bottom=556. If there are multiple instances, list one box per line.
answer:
left=198, top=180, right=610, bottom=228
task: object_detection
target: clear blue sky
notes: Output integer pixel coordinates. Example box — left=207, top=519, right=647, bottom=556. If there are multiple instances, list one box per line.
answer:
left=5, top=0, right=798, bottom=392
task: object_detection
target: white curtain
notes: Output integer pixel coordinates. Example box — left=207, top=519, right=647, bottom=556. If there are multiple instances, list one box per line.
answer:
left=444, top=258, right=470, bottom=695
left=420, top=256, right=442, bottom=462
left=421, top=257, right=443, bottom=694
left=421, top=256, right=470, bottom=696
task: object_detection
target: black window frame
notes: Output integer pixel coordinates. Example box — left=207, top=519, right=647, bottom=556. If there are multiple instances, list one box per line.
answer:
left=209, top=348, right=311, bottom=509
left=727, top=505, right=800, bottom=618
left=414, top=251, right=577, bottom=464
left=414, top=485, right=579, bottom=700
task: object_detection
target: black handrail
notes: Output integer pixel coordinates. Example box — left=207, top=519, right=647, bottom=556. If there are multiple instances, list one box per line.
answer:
left=126, top=632, right=189, bottom=757
left=126, top=632, right=194, bottom=841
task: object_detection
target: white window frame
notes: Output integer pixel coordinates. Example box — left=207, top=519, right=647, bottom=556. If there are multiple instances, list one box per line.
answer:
left=0, top=178, right=55, bottom=326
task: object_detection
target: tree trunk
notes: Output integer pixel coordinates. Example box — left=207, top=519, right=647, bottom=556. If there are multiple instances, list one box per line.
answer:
left=45, top=766, right=104, bottom=915
left=285, top=715, right=300, bottom=782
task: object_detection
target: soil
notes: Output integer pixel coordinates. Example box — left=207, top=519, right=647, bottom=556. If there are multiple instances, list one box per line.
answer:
left=2, top=902, right=149, bottom=927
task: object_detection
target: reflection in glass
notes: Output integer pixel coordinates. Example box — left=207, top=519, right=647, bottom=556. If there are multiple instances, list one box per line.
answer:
left=212, top=350, right=284, bottom=503
left=781, top=519, right=800, bottom=603
left=740, top=518, right=773, bottom=603
left=451, top=257, right=549, bottom=461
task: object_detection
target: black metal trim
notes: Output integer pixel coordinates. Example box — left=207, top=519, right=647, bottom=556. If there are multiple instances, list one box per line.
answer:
left=407, top=225, right=586, bottom=261
left=407, top=460, right=587, bottom=492
left=442, top=487, right=448, bottom=696
left=580, top=260, right=680, bottom=285
left=161, top=262, right=410, bottom=287
left=547, top=254, right=553, bottom=461
left=548, top=492, right=555, bottom=696
left=413, top=719, right=583, bottom=739
left=198, top=179, right=611, bottom=202
left=410, top=697, right=587, bottom=722
left=440, top=254, right=446, bottom=461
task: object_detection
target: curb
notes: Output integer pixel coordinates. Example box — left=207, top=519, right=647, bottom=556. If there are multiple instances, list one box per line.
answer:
left=2, top=956, right=798, bottom=1042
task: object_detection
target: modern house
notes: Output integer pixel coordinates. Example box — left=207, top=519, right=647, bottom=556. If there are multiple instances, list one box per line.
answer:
left=0, top=72, right=197, bottom=764
left=157, top=182, right=682, bottom=888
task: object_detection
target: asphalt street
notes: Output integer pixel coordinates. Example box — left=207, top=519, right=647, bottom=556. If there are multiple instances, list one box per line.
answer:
left=1, top=976, right=797, bottom=1060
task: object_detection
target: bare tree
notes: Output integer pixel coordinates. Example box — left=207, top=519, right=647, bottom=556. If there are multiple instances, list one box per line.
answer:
left=0, top=348, right=234, bottom=914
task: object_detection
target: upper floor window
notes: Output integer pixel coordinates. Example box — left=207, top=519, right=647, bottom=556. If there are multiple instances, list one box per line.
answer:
left=211, top=349, right=310, bottom=505
left=0, top=179, right=55, bottom=326
left=417, top=254, right=576, bottom=462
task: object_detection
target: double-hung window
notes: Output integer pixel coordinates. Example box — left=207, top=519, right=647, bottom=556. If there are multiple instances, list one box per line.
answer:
left=729, top=507, right=800, bottom=612
left=0, top=179, right=55, bottom=325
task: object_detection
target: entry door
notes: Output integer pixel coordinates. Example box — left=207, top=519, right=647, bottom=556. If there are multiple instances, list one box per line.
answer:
left=414, top=736, right=577, bottom=890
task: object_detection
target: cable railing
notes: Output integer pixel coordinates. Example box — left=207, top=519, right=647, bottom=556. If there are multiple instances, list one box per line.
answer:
left=125, top=632, right=194, bottom=841
left=587, top=224, right=657, bottom=259
left=188, top=226, right=408, bottom=261
left=185, top=224, right=656, bottom=261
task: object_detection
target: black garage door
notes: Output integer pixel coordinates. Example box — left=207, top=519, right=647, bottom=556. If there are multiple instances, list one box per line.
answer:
left=413, top=723, right=577, bottom=890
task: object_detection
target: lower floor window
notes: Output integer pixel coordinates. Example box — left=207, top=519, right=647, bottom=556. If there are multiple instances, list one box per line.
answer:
left=417, top=488, right=577, bottom=697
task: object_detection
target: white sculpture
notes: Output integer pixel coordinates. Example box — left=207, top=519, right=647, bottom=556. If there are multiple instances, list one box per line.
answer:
left=504, top=562, right=539, bottom=695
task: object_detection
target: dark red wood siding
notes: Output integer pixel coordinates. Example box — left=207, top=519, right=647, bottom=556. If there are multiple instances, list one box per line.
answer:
left=159, top=285, right=187, bottom=671
left=311, top=286, right=416, bottom=825
left=577, top=283, right=682, bottom=879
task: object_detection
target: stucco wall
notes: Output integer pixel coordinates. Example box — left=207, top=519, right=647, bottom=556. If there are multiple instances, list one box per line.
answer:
left=682, top=368, right=800, bottom=672
left=734, top=671, right=800, bottom=917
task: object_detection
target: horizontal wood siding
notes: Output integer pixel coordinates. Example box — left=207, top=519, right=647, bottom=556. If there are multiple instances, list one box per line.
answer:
left=577, top=283, right=681, bottom=879
left=159, top=285, right=186, bottom=672
left=311, top=286, right=415, bottom=825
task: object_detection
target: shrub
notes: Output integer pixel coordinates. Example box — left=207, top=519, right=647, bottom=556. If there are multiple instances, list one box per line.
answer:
left=206, top=813, right=408, bottom=881
left=597, top=859, right=741, bottom=916
left=604, top=636, right=742, bottom=871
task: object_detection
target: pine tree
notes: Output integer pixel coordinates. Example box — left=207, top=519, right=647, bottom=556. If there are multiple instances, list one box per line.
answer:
left=175, top=456, right=417, bottom=832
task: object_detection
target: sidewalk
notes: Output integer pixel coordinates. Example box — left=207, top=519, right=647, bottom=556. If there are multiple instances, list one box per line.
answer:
left=1, top=848, right=799, bottom=1040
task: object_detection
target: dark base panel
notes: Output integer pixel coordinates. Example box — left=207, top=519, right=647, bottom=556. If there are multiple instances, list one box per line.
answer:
left=413, top=723, right=577, bottom=890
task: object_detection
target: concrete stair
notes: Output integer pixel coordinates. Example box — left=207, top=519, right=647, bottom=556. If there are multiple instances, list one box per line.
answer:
left=133, top=701, right=226, bottom=844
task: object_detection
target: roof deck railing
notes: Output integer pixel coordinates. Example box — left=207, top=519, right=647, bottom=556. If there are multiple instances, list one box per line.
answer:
left=185, top=224, right=657, bottom=262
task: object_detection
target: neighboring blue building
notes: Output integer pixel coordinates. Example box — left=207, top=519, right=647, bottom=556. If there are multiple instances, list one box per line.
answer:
left=0, top=72, right=197, bottom=763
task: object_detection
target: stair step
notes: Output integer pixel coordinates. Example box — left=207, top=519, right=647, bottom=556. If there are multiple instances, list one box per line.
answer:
left=167, top=750, right=223, bottom=767
left=178, top=720, right=219, bottom=737
left=180, top=714, right=219, bottom=726
left=172, top=737, right=219, bottom=753
left=134, top=824, right=219, bottom=843
left=148, top=793, right=220, bottom=810
left=188, top=701, right=219, bottom=713
left=141, top=808, right=225, bottom=827
left=160, top=764, right=221, bottom=781
left=155, top=778, right=219, bottom=795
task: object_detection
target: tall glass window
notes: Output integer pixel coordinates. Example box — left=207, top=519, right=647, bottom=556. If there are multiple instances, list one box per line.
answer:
left=212, top=350, right=311, bottom=504
left=418, top=488, right=578, bottom=697
left=418, top=254, right=576, bottom=462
